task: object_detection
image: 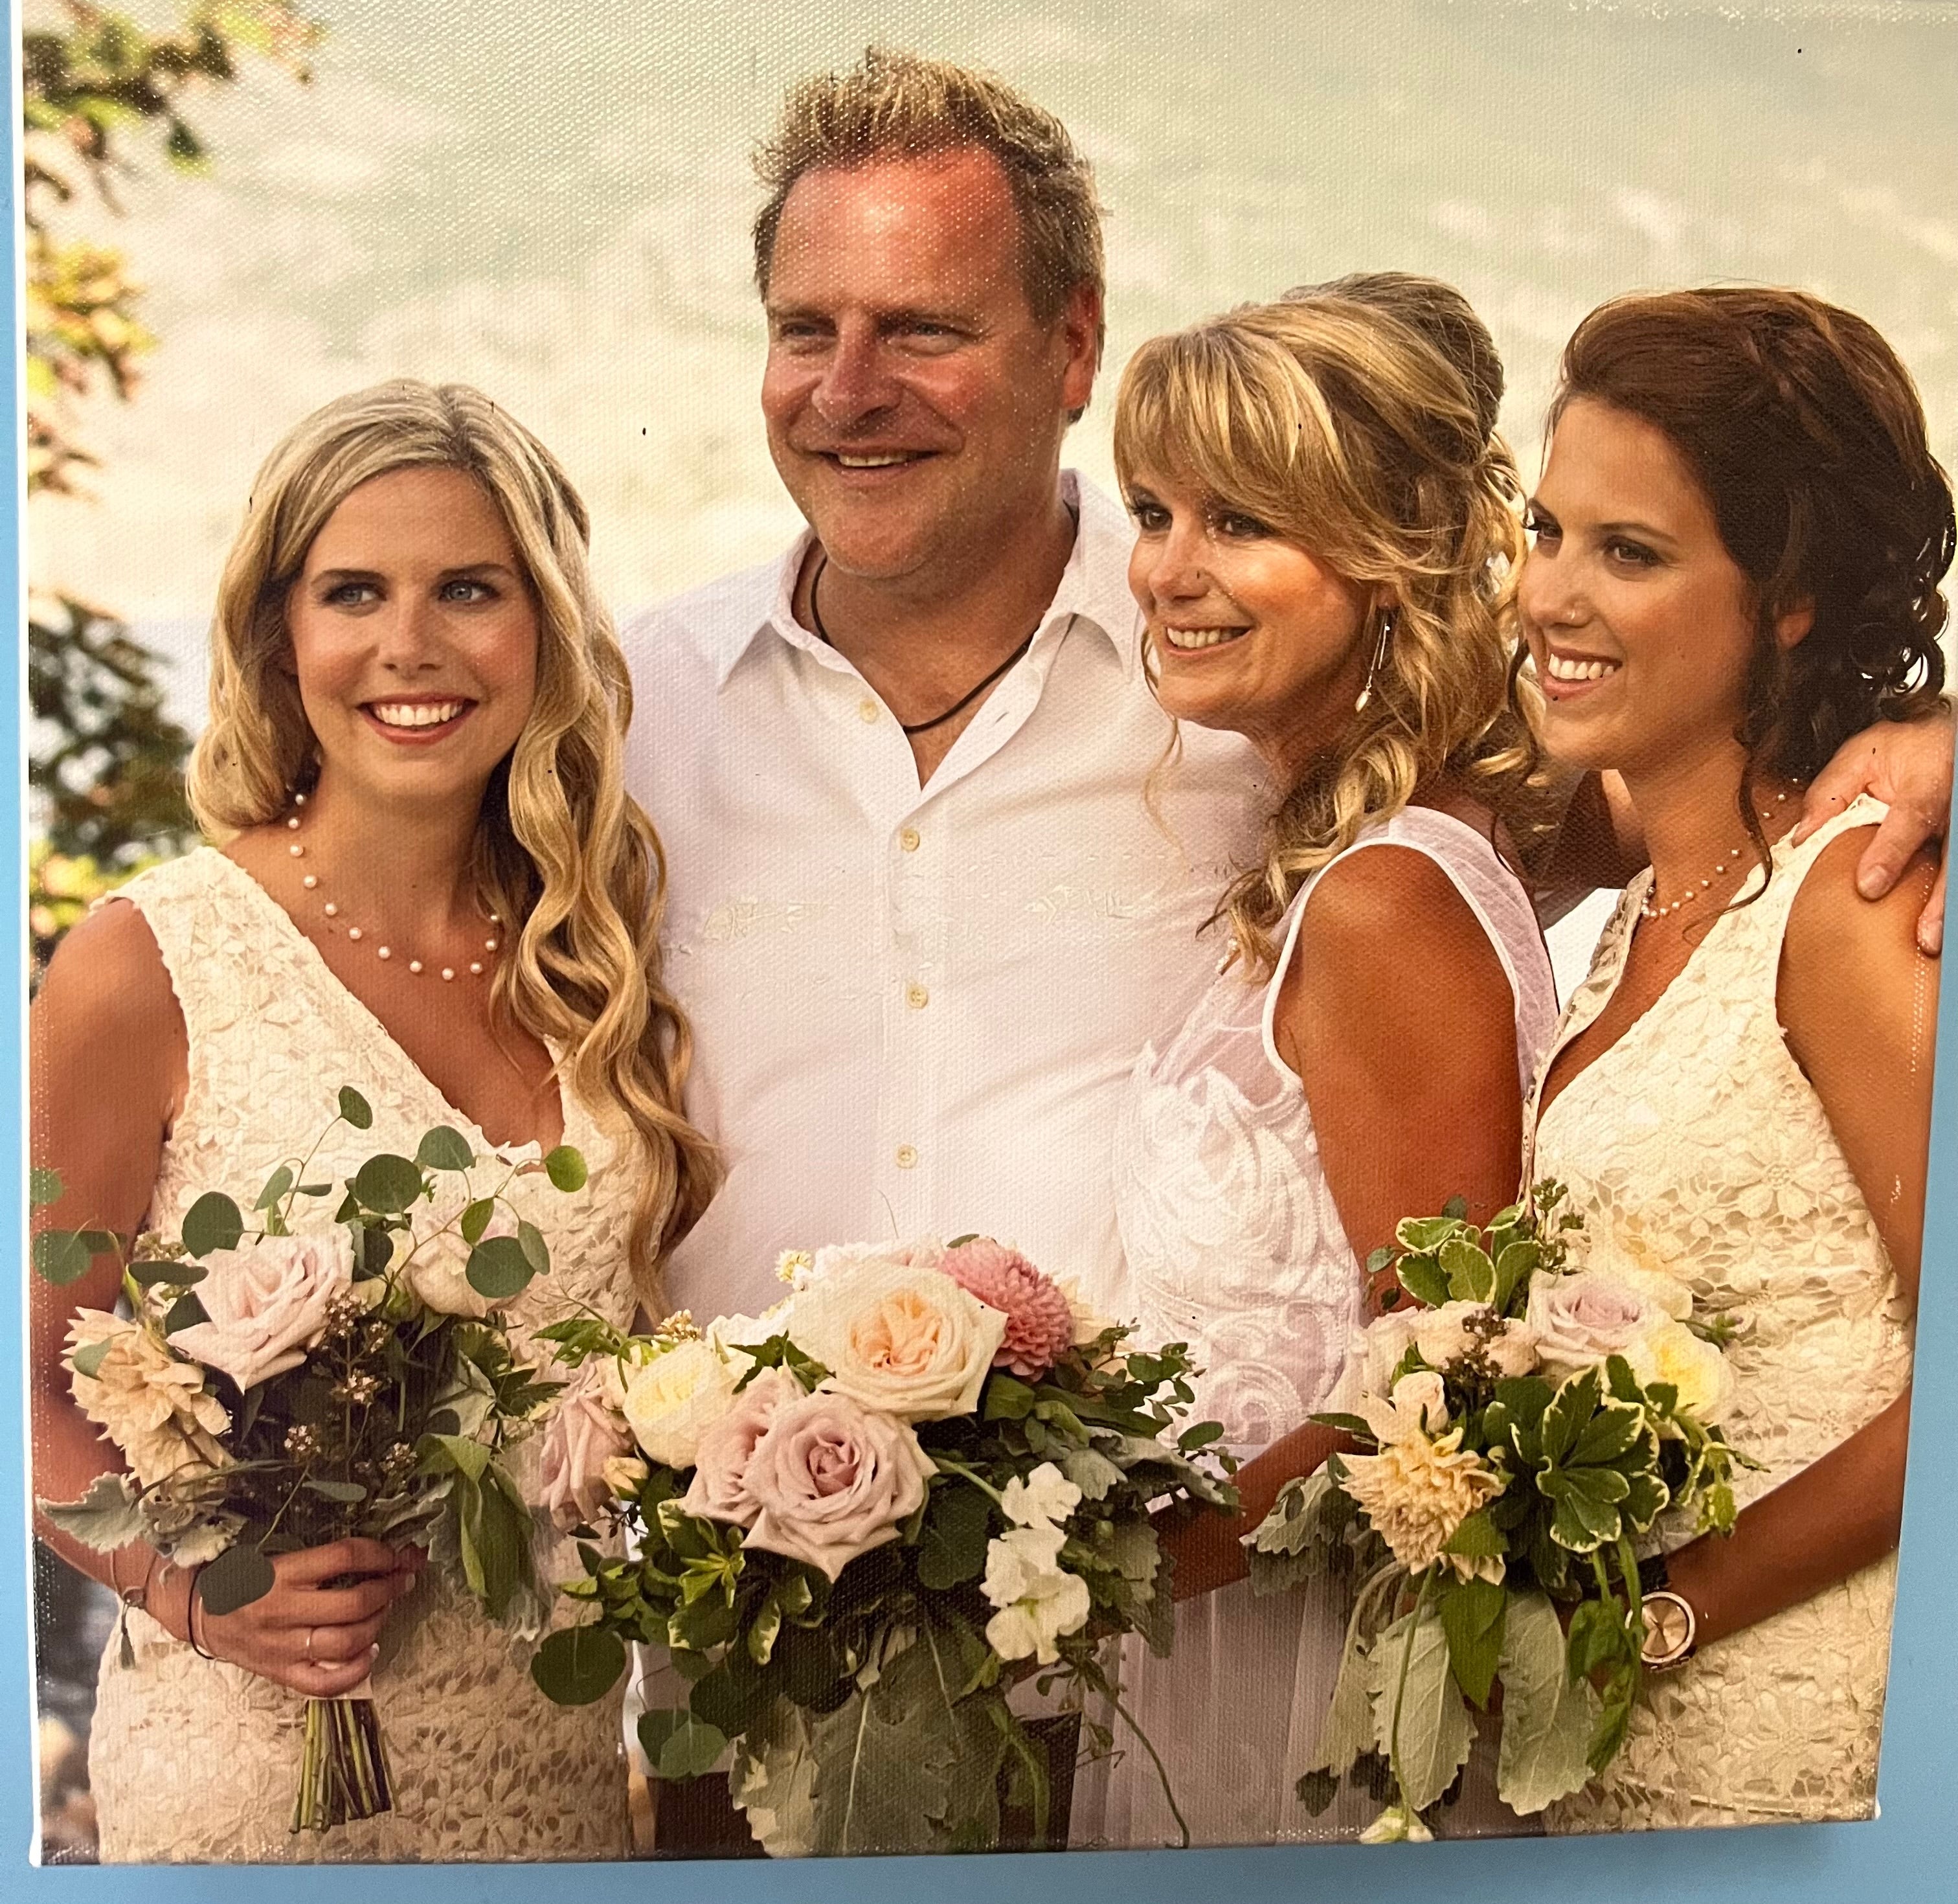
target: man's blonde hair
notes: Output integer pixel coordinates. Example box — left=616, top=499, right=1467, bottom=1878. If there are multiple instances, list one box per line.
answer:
left=752, top=45, right=1105, bottom=337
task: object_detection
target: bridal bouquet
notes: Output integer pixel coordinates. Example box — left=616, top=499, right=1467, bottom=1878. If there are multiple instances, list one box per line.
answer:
left=32, top=1085, right=587, bottom=1833
left=527, top=1235, right=1237, bottom=1854
left=1248, top=1182, right=1750, bottom=1841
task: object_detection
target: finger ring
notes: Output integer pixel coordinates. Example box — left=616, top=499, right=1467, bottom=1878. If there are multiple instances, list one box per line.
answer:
left=304, top=1626, right=317, bottom=1664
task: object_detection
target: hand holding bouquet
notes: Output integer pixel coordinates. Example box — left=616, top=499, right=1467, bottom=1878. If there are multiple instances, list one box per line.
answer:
left=528, top=1234, right=1238, bottom=1853
left=32, top=1085, right=589, bottom=1832
left=1247, top=1182, right=1751, bottom=1841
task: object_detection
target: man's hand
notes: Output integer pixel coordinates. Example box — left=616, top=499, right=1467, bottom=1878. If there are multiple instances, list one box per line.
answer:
left=1795, top=703, right=1953, bottom=955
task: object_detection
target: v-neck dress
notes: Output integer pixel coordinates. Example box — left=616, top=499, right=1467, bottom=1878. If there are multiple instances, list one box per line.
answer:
left=84, top=848, right=638, bottom=1861
left=1525, top=797, right=1913, bottom=1831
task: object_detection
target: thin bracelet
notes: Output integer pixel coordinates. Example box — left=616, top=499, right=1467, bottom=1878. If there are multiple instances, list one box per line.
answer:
left=183, top=1563, right=216, bottom=1660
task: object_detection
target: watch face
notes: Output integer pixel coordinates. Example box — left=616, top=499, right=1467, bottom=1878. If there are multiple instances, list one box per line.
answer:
left=1643, top=1591, right=1694, bottom=1664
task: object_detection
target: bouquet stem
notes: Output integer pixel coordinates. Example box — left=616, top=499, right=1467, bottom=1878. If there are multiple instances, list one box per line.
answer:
left=291, top=1692, right=394, bottom=1833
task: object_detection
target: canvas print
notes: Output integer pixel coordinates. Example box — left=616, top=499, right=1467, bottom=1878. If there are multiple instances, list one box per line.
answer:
left=19, top=0, right=1957, bottom=1866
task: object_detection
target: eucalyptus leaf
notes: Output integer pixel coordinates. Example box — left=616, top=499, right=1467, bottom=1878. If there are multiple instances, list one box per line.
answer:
left=543, top=1144, right=588, bottom=1192
left=32, top=1229, right=111, bottom=1286
left=254, top=1165, right=294, bottom=1212
left=181, top=1191, right=245, bottom=1258
left=517, top=1219, right=549, bottom=1275
left=359, top=1226, right=395, bottom=1278
left=416, top=1126, right=475, bottom=1173
left=460, top=1197, right=495, bottom=1245
left=1494, top=1590, right=1599, bottom=1814
left=29, top=1166, right=63, bottom=1208
left=163, top=1292, right=210, bottom=1333
left=70, top=1337, right=115, bottom=1380
left=531, top=1624, right=627, bottom=1706
left=354, top=1153, right=424, bottom=1214
left=129, top=1258, right=201, bottom=1288
left=338, top=1085, right=374, bottom=1131
left=467, top=1234, right=534, bottom=1300
left=198, top=1541, right=276, bottom=1616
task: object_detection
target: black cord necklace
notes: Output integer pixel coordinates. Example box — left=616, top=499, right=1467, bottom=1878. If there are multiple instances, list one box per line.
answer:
left=808, top=552, right=1038, bottom=737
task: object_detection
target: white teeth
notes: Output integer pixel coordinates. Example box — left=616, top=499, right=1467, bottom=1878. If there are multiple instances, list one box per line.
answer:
left=370, top=701, right=465, bottom=728
left=1163, top=625, right=1247, bottom=650
left=835, top=452, right=912, bottom=468
left=1545, top=652, right=1620, bottom=683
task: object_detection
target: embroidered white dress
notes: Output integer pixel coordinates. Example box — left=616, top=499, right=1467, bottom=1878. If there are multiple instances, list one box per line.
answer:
left=1529, top=797, right=1913, bottom=1833
left=84, top=850, right=639, bottom=1863
left=1102, top=808, right=1558, bottom=1848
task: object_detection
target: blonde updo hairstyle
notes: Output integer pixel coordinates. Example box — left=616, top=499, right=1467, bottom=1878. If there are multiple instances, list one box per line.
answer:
left=1113, top=285, right=1539, bottom=977
left=187, top=380, right=717, bottom=1301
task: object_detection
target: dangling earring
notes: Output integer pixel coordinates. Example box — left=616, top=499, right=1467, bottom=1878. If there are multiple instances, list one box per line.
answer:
left=1354, top=609, right=1396, bottom=713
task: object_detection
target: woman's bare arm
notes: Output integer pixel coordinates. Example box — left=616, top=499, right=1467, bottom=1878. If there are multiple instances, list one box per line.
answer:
left=1663, top=833, right=1938, bottom=1646
left=1164, top=846, right=1526, bottom=1600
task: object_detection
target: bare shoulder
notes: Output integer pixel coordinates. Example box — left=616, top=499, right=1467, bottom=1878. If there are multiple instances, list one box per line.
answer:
left=1783, top=826, right=1932, bottom=984
left=1279, top=843, right=1513, bottom=1066
left=1292, top=842, right=1507, bottom=984
left=1780, top=825, right=1938, bottom=1058
left=32, top=898, right=186, bottom=1071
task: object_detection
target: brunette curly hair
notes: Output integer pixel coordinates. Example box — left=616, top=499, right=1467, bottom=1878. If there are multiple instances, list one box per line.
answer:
left=1547, top=288, right=1952, bottom=867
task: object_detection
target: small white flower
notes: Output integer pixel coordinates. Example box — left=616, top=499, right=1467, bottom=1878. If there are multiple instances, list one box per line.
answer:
left=1000, top=1462, right=1081, bottom=1530
left=981, top=1521, right=1091, bottom=1666
left=775, top=1250, right=815, bottom=1289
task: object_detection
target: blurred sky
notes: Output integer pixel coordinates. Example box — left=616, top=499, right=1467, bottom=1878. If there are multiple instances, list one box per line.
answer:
left=21, top=0, right=1958, bottom=977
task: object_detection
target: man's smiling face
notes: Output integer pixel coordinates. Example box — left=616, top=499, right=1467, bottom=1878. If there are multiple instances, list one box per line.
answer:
left=760, top=146, right=1099, bottom=585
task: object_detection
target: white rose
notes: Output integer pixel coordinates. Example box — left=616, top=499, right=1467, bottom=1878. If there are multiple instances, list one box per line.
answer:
left=1626, top=1322, right=1736, bottom=1425
left=790, top=1260, right=1006, bottom=1422
left=622, top=1337, right=740, bottom=1469
left=1527, top=1271, right=1676, bottom=1381
left=401, top=1203, right=522, bottom=1319
left=981, top=1522, right=1092, bottom=1666
left=705, top=1308, right=789, bottom=1371
left=1410, top=1300, right=1536, bottom=1377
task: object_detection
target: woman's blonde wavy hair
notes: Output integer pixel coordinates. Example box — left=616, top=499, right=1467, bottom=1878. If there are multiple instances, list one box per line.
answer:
left=1113, top=284, right=1544, bottom=977
left=188, top=380, right=717, bottom=1304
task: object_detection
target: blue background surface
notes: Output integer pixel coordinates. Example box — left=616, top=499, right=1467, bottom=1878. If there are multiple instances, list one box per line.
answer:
left=5, top=3, right=1955, bottom=1896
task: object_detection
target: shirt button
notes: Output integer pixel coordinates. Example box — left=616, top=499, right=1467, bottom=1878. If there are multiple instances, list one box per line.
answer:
left=895, top=1144, right=918, bottom=1170
left=899, top=826, right=921, bottom=853
left=906, top=982, right=929, bottom=1010
left=857, top=698, right=881, bottom=723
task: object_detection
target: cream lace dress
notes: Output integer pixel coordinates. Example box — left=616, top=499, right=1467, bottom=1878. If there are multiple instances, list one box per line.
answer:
left=85, top=849, right=638, bottom=1862
left=1101, top=808, right=1559, bottom=1848
left=1529, top=797, right=1914, bottom=1833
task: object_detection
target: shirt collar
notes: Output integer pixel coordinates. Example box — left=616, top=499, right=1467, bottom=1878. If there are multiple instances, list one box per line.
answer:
left=712, top=470, right=1142, bottom=689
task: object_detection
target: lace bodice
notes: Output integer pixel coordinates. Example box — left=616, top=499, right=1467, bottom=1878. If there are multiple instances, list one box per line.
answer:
left=1114, top=808, right=1559, bottom=1459
left=82, top=848, right=638, bottom=1862
left=1530, top=797, right=1913, bottom=1832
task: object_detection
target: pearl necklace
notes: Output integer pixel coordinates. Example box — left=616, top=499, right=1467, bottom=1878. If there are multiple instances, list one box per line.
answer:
left=1639, top=790, right=1790, bottom=922
left=283, top=793, right=502, bottom=980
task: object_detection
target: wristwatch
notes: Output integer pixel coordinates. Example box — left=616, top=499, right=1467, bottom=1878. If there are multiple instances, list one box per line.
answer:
left=1636, top=1552, right=1698, bottom=1672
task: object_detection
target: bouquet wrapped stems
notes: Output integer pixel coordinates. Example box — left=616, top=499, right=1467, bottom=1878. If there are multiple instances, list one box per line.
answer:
left=292, top=1684, right=394, bottom=1833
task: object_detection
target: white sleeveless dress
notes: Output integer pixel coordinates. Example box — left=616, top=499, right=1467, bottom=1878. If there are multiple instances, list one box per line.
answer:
left=1529, top=797, right=1913, bottom=1832
left=1103, top=808, right=1559, bottom=1848
left=84, top=849, right=640, bottom=1862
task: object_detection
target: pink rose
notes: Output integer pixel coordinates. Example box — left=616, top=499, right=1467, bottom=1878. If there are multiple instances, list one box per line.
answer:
left=1525, top=1271, right=1672, bottom=1381
left=171, top=1232, right=355, bottom=1392
left=538, top=1357, right=635, bottom=1532
left=740, top=1388, right=935, bottom=1580
left=941, top=1240, right=1075, bottom=1380
left=682, top=1366, right=804, bottom=1527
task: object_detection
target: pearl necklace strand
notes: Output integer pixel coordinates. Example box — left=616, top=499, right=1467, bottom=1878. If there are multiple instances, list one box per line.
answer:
left=1639, top=789, right=1790, bottom=922
left=283, top=793, right=502, bottom=980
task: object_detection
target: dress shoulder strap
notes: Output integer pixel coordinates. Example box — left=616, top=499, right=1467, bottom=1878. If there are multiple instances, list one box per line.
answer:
left=1712, top=794, right=1890, bottom=1001
left=1259, top=807, right=1558, bottom=1088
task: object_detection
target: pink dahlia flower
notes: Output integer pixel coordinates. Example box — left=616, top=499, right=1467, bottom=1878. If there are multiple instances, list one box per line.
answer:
left=941, top=1240, right=1074, bottom=1381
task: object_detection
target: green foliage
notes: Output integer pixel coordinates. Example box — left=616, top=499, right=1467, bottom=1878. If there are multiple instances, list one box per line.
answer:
left=179, top=1190, right=243, bottom=1258
left=1365, top=1598, right=1474, bottom=1812
left=543, top=1145, right=589, bottom=1193
left=530, top=1625, right=627, bottom=1707
left=416, top=1126, right=474, bottom=1173
left=197, top=1539, right=274, bottom=1615
left=1492, top=1591, right=1597, bottom=1814
left=32, top=1227, right=115, bottom=1285
left=36, top=1471, right=146, bottom=1550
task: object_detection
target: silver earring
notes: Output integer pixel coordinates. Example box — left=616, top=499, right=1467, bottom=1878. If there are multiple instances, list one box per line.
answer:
left=1355, top=609, right=1396, bottom=713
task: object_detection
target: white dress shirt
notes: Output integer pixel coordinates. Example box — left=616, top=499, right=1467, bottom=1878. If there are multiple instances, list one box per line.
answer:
left=620, top=473, right=1268, bottom=1321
